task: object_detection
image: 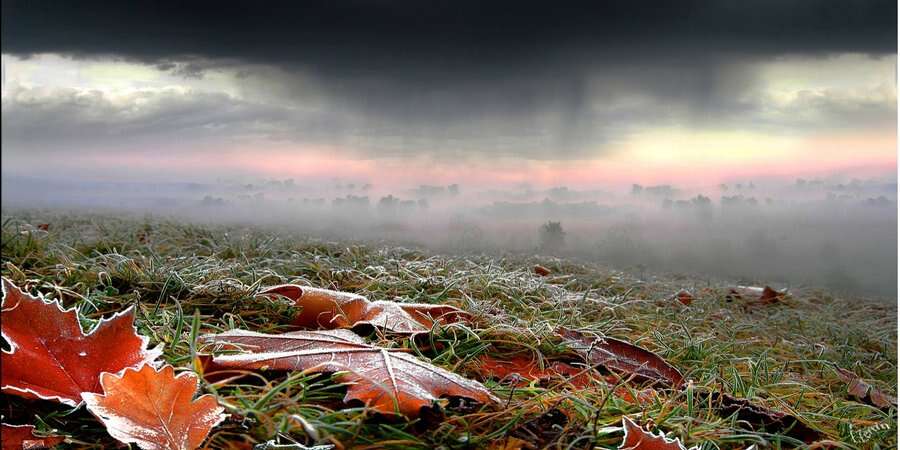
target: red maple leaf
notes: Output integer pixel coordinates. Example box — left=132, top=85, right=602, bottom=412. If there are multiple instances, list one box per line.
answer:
left=620, top=417, right=697, bottom=450
left=1, top=278, right=162, bottom=406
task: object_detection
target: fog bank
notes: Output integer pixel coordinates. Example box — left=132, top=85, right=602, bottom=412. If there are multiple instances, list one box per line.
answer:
left=3, top=173, right=896, bottom=299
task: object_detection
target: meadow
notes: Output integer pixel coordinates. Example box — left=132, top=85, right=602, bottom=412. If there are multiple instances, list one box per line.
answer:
left=1, top=211, right=896, bottom=449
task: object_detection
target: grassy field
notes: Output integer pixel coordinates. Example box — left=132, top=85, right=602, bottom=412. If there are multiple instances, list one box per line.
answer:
left=1, top=212, right=896, bottom=449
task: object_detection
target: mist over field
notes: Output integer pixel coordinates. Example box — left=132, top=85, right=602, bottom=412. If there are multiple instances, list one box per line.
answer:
left=4, top=172, right=896, bottom=298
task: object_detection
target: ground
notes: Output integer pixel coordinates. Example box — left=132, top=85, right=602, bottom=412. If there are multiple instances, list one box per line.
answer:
left=1, top=212, right=896, bottom=449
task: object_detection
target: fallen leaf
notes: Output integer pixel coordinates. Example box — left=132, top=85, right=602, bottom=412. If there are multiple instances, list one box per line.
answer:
left=725, top=286, right=756, bottom=301
left=674, top=290, right=693, bottom=306
left=473, top=354, right=594, bottom=388
left=557, top=328, right=683, bottom=388
left=254, top=442, right=333, bottom=450
left=835, top=367, right=897, bottom=409
left=706, top=392, right=821, bottom=443
left=533, top=265, right=552, bottom=277
left=260, top=284, right=471, bottom=334
left=202, top=328, right=499, bottom=417
left=619, top=416, right=697, bottom=450
left=726, top=286, right=786, bottom=306
left=82, top=364, right=227, bottom=450
left=1, top=424, right=64, bottom=450
left=1, top=278, right=162, bottom=406
left=758, top=286, right=786, bottom=303
left=868, top=389, right=896, bottom=410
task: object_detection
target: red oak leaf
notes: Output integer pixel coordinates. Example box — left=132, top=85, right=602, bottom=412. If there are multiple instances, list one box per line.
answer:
left=1, top=278, right=161, bottom=406
left=1, top=424, right=64, bottom=450
left=202, top=328, right=499, bottom=417
left=82, top=364, right=227, bottom=450
left=261, top=284, right=471, bottom=334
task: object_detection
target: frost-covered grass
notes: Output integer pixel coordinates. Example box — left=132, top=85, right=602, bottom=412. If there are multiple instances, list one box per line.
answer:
left=1, top=211, right=896, bottom=449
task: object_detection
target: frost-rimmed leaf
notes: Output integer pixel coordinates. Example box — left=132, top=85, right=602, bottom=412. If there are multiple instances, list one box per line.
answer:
left=82, top=364, right=227, bottom=450
left=557, top=328, right=684, bottom=388
left=619, top=417, right=698, bottom=450
left=726, top=286, right=786, bottom=307
left=1, top=278, right=162, bottom=406
left=202, top=328, right=499, bottom=417
left=261, top=284, right=471, bottom=334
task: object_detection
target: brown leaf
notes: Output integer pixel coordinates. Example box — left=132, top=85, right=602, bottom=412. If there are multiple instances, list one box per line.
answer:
left=82, top=364, right=227, bottom=450
left=725, top=286, right=755, bottom=301
left=36, top=224, right=50, bottom=231
left=260, top=284, right=471, bottom=334
left=868, top=388, right=896, bottom=409
left=202, top=328, right=499, bottom=417
left=0, top=278, right=161, bottom=406
left=706, top=392, right=821, bottom=443
left=473, top=354, right=594, bottom=388
left=619, top=417, right=697, bottom=450
left=759, top=286, right=785, bottom=303
left=674, top=290, right=693, bottom=306
left=835, top=367, right=897, bottom=409
left=726, top=286, right=786, bottom=306
left=1, top=424, right=64, bottom=450
left=533, top=265, right=552, bottom=277
left=557, top=328, right=683, bottom=388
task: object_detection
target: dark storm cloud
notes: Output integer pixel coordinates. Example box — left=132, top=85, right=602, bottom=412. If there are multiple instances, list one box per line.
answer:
left=2, top=0, right=896, bottom=66
left=2, top=0, right=896, bottom=158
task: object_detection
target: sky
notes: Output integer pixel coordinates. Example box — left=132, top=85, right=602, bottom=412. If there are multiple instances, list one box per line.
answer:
left=1, top=0, right=897, bottom=190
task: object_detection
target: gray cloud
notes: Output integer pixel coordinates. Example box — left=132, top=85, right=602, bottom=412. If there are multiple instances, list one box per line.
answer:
left=1, top=84, right=295, bottom=151
left=767, top=86, right=898, bottom=129
left=2, top=65, right=895, bottom=161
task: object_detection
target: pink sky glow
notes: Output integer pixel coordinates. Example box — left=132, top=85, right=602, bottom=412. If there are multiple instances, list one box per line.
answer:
left=72, top=129, right=896, bottom=191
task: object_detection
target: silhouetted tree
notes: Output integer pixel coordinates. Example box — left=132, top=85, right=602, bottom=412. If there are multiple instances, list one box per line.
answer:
left=539, top=221, right=566, bottom=253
